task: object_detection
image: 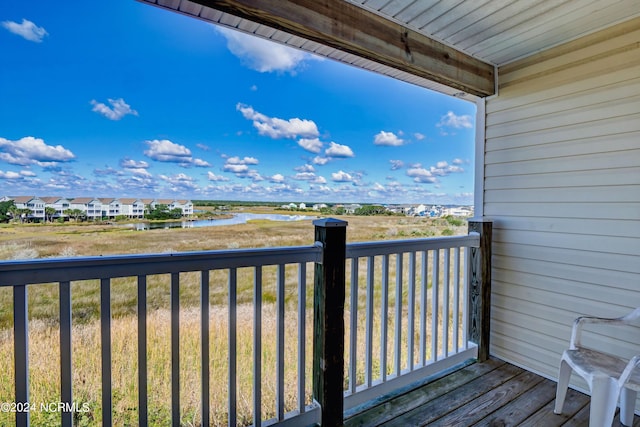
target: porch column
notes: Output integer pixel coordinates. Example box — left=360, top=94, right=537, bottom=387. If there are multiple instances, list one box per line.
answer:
left=468, top=219, right=492, bottom=361
left=313, top=218, right=348, bottom=427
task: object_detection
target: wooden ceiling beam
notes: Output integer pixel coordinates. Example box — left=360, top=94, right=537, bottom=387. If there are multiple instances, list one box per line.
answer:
left=188, top=0, right=495, bottom=97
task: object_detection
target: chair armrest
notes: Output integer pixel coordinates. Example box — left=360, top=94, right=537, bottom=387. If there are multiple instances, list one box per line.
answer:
left=619, top=355, right=640, bottom=387
left=569, top=309, right=640, bottom=349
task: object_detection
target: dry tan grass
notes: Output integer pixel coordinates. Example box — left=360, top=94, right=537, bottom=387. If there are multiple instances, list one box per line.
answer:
left=0, top=306, right=313, bottom=427
left=0, top=211, right=464, bottom=260
left=0, top=210, right=468, bottom=426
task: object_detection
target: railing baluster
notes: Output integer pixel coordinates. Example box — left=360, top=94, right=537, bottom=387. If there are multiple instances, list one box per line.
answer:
left=365, top=256, right=374, bottom=387
left=297, top=262, right=306, bottom=413
left=253, top=267, right=262, bottom=426
left=100, top=278, right=112, bottom=427
left=408, top=252, right=416, bottom=372
left=349, top=258, right=358, bottom=393
left=443, top=249, right=450, bottom=357
left=137, top=276, right=148, bottom=427
left=431, top=251, right=439, bottom=362
left=462, top=247, right=470, bottom=350
left=394, top=254, right=403, bottom=376
left=228, top=268, right=237, bottom=427
left=453, top=249, right=461, bottom=353
left=201, top=270, right=210, bottom=427
left=419, top=251, right=428, bottom=366
left=380, top=254, right=389, bottom=382
left=276, top=264, right=285, bottom=420
left=171, top=272, right=180, bottom=427
left=14, top=285, right=29, bottom=427
left=60, top=281, right=72, bottom=427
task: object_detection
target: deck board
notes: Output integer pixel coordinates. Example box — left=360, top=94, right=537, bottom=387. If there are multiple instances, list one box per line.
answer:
left=344, top=357, right=639, bottom=427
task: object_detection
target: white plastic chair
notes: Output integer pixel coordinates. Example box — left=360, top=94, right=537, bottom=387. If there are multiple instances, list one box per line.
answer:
left=554, top=307, right=640, bottom=426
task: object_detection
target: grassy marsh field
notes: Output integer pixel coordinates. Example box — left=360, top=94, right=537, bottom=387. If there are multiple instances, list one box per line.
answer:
left=0, top=208, right=467, bottom=426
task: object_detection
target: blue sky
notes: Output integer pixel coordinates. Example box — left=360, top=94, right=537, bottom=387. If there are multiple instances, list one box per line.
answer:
left=1, top=0, right=476, bottom=205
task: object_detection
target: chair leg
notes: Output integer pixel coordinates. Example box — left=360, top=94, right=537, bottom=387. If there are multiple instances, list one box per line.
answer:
left=620, top=387, right=637, bottom=426
left=589, top=376, right=620, bottom=427
left=555, top=358, right=572, bottom=414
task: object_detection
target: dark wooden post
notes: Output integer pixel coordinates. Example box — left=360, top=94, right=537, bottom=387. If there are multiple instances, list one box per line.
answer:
left=313, top=218, right=348, bottom=427
left=468, top=219, right=492, bottom=362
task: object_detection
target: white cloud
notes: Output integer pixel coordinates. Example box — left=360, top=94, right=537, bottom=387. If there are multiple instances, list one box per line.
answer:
left=293, top=172, right=318, bottom=181
left=144, top=139, right=210, bottom=167
left=145, top=139, right=190, bottom=161
left=120, top=158, right=149, bottom=169
left=437, top=111, right=473, bottom=130
left=389, top=160, right=404, bottom=171
left=406, top=160, right=465, bottom=183
left=414, top=133, right=425, bottom=140
left=0, top=170, right=22, bottom=179
left=225, top=155, right=259, bottom=165
left=237, top=104, right=319, bottom=139
left=406, top=167, right=436, bottom=183
left=91, top=98, right=138, bottom=121
left=325, top=142, right=354, bottom=158
left=222, top=156, right=262, bottom=181
left=223, top=163, right=249, bottom=174
left=331, top=170, right=354, bottom=182
left=298, top=138, right=323, bottom=153
left=430, top=161, right=465, bottom=176
left=130, top=168, right=152, bottom=178
left=207, top=171, right=230, bottom=182
left=294, top=164, right=315, bottom=173
left=312, top=156, right=329, bottom=165
left=159, top=173, right=198, bottom=191
left=218, top=27, right=315, bottom=74
left=0, top=136, right=75, bottom=166
left=2, top=19, right=47, bottom=42
left=192, top=158, right=211, bottom=167
left=374, top=131, right=404, bottom=146
left=270, top=173, right=285, bottom=183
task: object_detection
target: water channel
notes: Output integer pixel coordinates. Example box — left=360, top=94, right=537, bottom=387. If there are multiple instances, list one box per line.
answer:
left=128, top=212, right=315, bottom=230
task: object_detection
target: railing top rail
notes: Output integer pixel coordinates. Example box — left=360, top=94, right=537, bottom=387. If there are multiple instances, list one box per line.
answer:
left=345, top=233, right=480, bottom=258
left=0, top=244, right=323, bottom=286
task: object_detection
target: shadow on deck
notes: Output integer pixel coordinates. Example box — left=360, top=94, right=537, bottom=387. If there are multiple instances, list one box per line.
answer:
left=344, top=357, right=640, bottom=427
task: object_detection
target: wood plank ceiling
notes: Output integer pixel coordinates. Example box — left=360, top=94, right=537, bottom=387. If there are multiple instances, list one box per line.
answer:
left=138, top=0, right=640, bottom=99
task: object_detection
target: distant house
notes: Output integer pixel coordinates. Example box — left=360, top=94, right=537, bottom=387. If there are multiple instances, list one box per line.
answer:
left=41, top=197, right=71, bottom=219
left=141, top=199, right=155, bottom=215
left=298, top=202, right=306, bottom=210
left=343, top=204, right=361, bottom=214
left=100, top=198, right=121, bottom=218
left=173, top=200, right=193, bottom=216
left=70, top=197, right=103, bottom=220
left=148, top=199, right=193, bottom=216
left=149, top=199, right=172, bottom=211
left=120, top=198, right=145, bottom=218
left=12, top=196, right=46, bottom=221
left=443, top=207, right=474, bottom=217
left=312, top=203, right=328, bottom=211
left=427, top=205, right=444, bottom=218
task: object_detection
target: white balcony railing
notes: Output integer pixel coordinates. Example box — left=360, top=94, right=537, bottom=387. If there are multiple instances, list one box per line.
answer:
left=0, top=219, right=488, bottom=427
left=343, top=234, right=479, bottom=412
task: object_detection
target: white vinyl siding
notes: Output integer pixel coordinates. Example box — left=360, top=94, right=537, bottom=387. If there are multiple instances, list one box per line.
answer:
left=484, top=20, right=640, bottom=391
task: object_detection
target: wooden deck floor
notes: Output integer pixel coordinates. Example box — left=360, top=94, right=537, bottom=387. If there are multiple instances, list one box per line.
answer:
left=344, top=357, right=640, bottom=427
